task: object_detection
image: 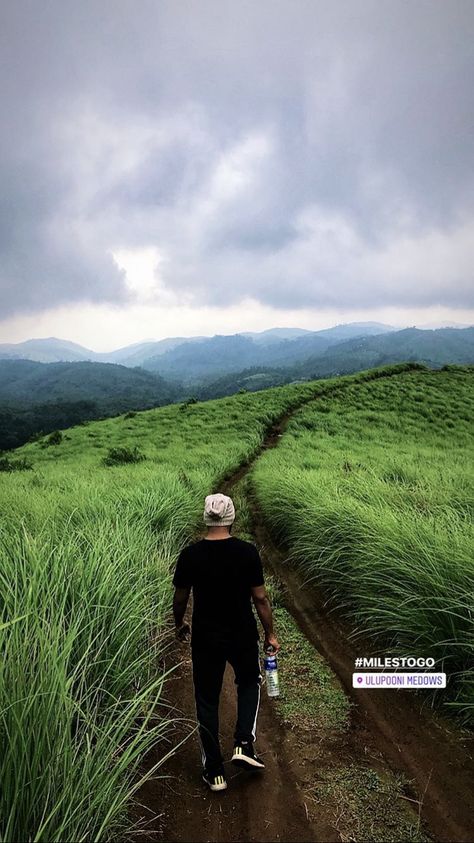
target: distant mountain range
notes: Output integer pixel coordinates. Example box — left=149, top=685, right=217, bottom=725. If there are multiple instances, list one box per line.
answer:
left=0, top=323, right=472, bottom=450
left=0, top=335, right=199, bottom=367
left=194, top=327, right=474, bottom=398
left=136, top=325, right=474, bottom=386
left=0, top=323, right=394, bottom=368
left=1, top=324, right=473, bottom=393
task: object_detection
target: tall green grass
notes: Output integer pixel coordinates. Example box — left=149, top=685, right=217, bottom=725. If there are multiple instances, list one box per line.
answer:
left=1, top=372, right=358, bottom=842
left=253, top=368, right=474, bottom=723
left=0, top=362, right=435, bottom=840
left=0, top=473, right=193, bottom=841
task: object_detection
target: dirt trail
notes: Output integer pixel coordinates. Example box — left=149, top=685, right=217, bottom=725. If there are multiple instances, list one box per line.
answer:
left=135, top=406, right=474, bottom=843
left=252, top=509, right=474, bottom=843
left=137, top=646, right=338, bottom=843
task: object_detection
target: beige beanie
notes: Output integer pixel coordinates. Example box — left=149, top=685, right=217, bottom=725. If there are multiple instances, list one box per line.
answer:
left=203, top=493, right=235, bottom=526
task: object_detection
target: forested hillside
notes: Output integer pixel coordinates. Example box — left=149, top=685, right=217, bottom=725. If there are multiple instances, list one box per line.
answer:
left=0, top=360, right=180, bottom=450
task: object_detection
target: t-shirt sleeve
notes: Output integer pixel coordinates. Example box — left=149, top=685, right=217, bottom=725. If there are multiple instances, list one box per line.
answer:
left=248, top=545, right=265, bottom=587
left=172, top=547, right=193, bottom=589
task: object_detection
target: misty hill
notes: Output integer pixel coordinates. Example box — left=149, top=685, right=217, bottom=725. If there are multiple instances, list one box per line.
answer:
left=104, top=337, right=202, bottom=367
left=239, top=323, right=394, bottom=344
left=309, top=321, right=395, bottom=341
left=295, top=327, right=474, bottom=379
left=0, top=336, right=200, bottom=367
left=141, top=333, right=326, bottom=382
left=0, top=337, right=94, bottom=364
left=241, top=327, right=313, bottom=343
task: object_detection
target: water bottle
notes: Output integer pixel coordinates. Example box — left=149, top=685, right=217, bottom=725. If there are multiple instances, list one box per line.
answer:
left=264, top=646, right=280, bottom=697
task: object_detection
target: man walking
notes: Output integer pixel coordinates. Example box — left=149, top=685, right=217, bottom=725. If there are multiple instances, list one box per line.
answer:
left=172, top=492, right=280, bottom=792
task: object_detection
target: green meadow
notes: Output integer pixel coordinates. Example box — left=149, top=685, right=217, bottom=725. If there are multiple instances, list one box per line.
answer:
left=1, top=362, right=472, bottom=841
left=253, top=366, right=474, bottom=720
left=0, top=376, right=342, bottom=842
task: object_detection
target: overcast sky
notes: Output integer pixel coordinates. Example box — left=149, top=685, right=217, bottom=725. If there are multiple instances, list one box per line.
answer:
left=1, top=0, right=473, bottom=350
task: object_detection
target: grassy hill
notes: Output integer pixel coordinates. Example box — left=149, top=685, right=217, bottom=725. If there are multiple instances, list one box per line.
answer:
left=253, top=365, right=474, bottom=720
left=1, top=362, right=472, bottom=841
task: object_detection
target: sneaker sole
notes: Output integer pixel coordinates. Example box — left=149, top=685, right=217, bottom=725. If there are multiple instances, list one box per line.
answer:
left=231, top=753, right=265, bottom=770
left=202, top=774, right=227, bottom=791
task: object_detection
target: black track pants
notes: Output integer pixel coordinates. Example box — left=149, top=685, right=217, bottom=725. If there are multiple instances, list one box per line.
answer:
left=191, top=635, right=262, bottom=775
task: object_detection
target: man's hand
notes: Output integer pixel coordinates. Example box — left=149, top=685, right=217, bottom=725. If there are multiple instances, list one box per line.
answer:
left=175, top=622, right=190, bottom=642
left=173, top=586, right=191, bottom=638
left=264, top=633, right=280, bottom=654
left=251, top=586, right=280, bottom=653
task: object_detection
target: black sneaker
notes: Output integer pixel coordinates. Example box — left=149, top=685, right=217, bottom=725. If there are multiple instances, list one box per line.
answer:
left=231, top=741, right=265, bottom=770
left=202, top=768, right=227, bottom=792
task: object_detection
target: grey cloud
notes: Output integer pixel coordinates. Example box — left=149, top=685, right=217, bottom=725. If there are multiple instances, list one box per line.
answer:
left=0, top=0, right=473, bottom=319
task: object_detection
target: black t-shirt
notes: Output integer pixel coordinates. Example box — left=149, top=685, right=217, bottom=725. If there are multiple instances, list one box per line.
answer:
left=173, top=536, right=264, bottom=641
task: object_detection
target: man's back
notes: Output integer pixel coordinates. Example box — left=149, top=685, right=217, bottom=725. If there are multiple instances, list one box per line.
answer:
left=173, top=536, right=264, bottom=638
